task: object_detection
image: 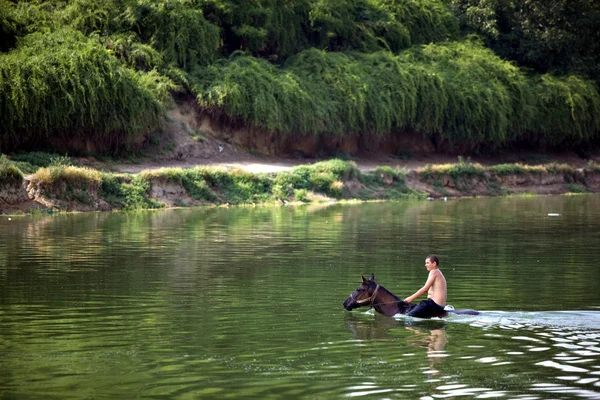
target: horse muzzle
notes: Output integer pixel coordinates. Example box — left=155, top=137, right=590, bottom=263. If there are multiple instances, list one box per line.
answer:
left=343, top=297, right=359, bottom=311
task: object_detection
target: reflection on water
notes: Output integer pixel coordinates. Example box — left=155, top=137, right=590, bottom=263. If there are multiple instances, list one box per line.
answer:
left=343, top=309, right=600, bottom=398
left=1, top=195, right=600, bottom=398
left=345, top=315, right=449, bottom=374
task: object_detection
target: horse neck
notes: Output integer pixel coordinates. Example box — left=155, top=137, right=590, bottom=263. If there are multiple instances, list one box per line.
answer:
left=373, top=285, right=411, bottom=317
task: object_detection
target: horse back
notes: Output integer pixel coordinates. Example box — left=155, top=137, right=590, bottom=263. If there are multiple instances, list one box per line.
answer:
left=447, top=309, right=480, bottom=315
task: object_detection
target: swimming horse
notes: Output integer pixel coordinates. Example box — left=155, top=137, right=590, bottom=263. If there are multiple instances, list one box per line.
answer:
left=343, top=274, right=480, bottom=318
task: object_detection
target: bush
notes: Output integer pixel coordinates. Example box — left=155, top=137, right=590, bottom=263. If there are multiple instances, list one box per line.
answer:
left=10, top=152, right=71, bottom=168
left=293, top=188, right=308, bottom=202
left=122, top=0, right=220, bottom=70
left=0, top=29, right=169, bottom=151
left=567, top=184, right=587, bottom=193
left=419, top=160, right=486, bottom=180
left=271, top=160, right=357, bottom=199
left=0, top=154, right=24, bottom=187
left=31, top=165, right=102, bottom=188
left=192, top=41, right=600, bottom=148
left=489, top=163, right=529, bottom=176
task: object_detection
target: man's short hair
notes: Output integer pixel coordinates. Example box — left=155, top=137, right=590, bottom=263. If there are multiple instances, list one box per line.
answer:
left=426, top=254, right=440, bottom=266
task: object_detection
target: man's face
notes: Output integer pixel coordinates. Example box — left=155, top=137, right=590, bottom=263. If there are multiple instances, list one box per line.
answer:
left=425, top=258, right=436, bottom=271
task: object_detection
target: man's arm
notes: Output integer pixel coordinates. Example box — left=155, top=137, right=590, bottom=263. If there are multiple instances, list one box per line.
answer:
left=404, top=270, right=437, bottom=303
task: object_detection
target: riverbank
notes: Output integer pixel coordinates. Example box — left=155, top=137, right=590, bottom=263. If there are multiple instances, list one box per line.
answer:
left=2, top=158, right=599, bottom=215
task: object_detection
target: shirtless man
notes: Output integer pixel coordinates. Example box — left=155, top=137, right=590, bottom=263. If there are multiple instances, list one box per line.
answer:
left=404, top=254, right=447, bottom=318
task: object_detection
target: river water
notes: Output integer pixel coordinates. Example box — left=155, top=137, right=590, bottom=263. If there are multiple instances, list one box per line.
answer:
left=1, top=195, right=599, bottom=399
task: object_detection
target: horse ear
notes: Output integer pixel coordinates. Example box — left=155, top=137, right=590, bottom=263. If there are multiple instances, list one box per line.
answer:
left=361, top=275, right=367, bottom=283
left=369, top=273, right=375, bottom=281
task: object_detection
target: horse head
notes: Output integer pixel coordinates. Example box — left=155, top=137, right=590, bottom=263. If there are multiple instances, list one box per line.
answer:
left=343, top=273, right=379, bottom=311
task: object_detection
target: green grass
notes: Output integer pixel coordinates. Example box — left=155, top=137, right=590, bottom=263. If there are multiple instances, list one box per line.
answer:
left=418, top=160, right=486, bottom=180
left=9, top=152, right=75, bottom=174
left=6, top=158, right=599, bottom=213
left=567, top=184, right=587, bottom=193
left=2, top=0, right=599, bottom=158
left=489, top=163, right=538, bottom=176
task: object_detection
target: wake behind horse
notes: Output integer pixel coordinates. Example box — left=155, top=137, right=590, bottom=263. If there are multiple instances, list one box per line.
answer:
left=343, top=274, right=479, bottom=318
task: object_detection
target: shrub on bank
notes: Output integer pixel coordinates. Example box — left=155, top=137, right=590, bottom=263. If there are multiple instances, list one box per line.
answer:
left=7, top=158, right=600, bottom=213
left=488, top=164, right=536, bottom=176
left=418, top=161, right=487, bottom=180
left=99, top=173, right=164, bottom=210
left=0, top=154, right=23, bottom=188
left=273, top=160, right=360, bottom=199
left=31, top=165, right=102, bottom=188
left=28, top=165, right=103, bottom=206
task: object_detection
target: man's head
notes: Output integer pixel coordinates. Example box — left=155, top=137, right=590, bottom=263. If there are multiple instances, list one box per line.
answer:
left=425, top=254, right=439, bottom=270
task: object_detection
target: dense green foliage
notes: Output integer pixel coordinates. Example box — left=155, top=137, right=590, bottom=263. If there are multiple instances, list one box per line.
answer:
left=193, top=40, right=600, bottom=148
left=121, top=0, right=221, bottom=69
left=1, top=0, right=599, bottom=153
left=200, top=0, right=458, bottom=58
left=0, top=29, right=170, bottom=152
left=449, top=0, right=600, bottom=84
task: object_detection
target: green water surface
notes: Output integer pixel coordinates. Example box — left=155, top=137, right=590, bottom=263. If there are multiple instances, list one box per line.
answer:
left=1, top=195, right=599, bottom=399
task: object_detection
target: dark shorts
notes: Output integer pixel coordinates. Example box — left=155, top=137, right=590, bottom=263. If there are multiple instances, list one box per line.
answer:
left=407, top=299, right=446, bottom=319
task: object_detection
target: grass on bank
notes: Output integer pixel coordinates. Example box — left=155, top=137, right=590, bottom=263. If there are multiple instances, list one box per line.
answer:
left=5, top=159, right=600, bottom=213
left=9, top=152, right=75, bottom=174
left=0, top=154, right=24, bottom=187
left=31, top=165, right=102, bottom=188
left=2, top=0, right=599, bottom=158
left=28, top=164, right=103, bottom=205
left=419, top=159, right=579, bottom=179
left=95, top=160, right=426, bottom=210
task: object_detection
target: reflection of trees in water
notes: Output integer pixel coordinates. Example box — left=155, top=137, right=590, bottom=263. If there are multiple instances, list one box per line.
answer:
left=6, top=195, right=599, bottom=312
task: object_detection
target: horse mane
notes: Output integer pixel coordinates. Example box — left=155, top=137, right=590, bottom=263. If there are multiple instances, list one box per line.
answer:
left=371, top=282, right=414, bottom=316
left=377, top=284, right=401, bottom=302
